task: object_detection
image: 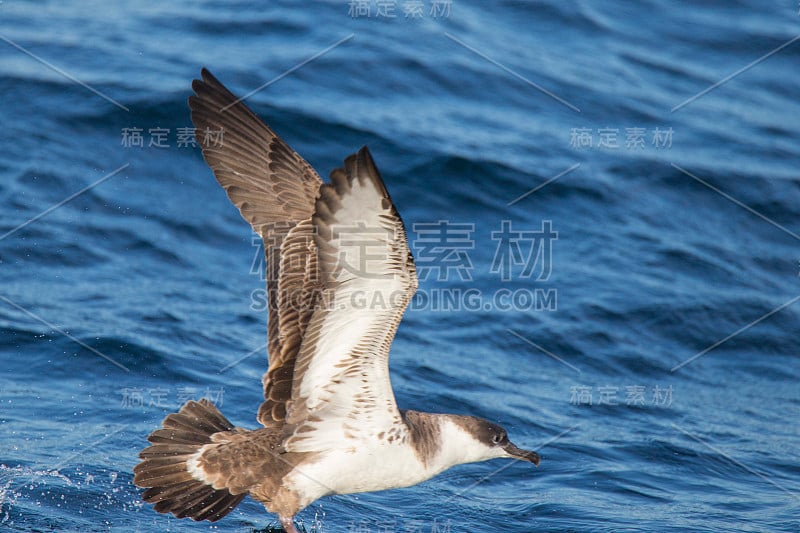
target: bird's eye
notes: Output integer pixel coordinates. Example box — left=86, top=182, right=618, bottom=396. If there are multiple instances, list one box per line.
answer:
left=492, top=433, right=505, bottom=445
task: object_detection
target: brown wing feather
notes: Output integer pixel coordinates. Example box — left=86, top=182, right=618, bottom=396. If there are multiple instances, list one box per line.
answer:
left=257, top=218, right=321, bottom=424
left=283, top=147, right=419, bottom=451
left=189, top=68, right=323, bottom=427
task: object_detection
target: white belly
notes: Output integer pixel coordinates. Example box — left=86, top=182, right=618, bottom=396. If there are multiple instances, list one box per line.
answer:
left=286, top=443, right=433, bottom=503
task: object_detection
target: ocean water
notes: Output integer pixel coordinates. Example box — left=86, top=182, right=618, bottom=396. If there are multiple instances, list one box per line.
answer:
left=1, top=1, right=799, bottom=531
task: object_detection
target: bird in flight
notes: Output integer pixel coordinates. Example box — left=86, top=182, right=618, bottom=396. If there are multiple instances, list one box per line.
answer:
left=133, top=68, right=539, bottom=533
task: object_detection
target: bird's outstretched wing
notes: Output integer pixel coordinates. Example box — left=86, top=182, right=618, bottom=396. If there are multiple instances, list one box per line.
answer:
left=189, top=68, right=322, bottom=428
left=283, top=147, right=418, bottom=452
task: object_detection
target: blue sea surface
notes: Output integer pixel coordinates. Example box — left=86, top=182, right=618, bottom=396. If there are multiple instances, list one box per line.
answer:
left=1, top=1, right=799, bottom=531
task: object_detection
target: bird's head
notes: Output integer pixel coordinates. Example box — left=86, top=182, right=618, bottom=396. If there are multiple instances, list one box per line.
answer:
left=439, top=414, right=540, bottom=468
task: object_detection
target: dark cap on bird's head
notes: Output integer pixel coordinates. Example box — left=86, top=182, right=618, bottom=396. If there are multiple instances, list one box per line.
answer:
left=454, top=416, right=540, bottom=466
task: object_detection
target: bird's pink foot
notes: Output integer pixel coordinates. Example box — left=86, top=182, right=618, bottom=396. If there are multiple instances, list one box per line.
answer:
left=280, top=515, right=300, bottom=533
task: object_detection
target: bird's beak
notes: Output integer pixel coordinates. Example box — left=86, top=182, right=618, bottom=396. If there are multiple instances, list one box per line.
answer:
left=504, top=442, right=540, bottom=466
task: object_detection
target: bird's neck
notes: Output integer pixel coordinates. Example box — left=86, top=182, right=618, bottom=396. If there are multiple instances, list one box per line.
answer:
left=401, top=411, right=486, bottom=474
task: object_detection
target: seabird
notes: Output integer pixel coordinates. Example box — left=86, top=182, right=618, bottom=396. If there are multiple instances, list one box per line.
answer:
left=133, top=68, right=539, bottom=532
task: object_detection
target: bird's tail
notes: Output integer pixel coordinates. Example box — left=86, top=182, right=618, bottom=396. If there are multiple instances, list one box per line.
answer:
left=133, top=399, right=246, bottom=522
